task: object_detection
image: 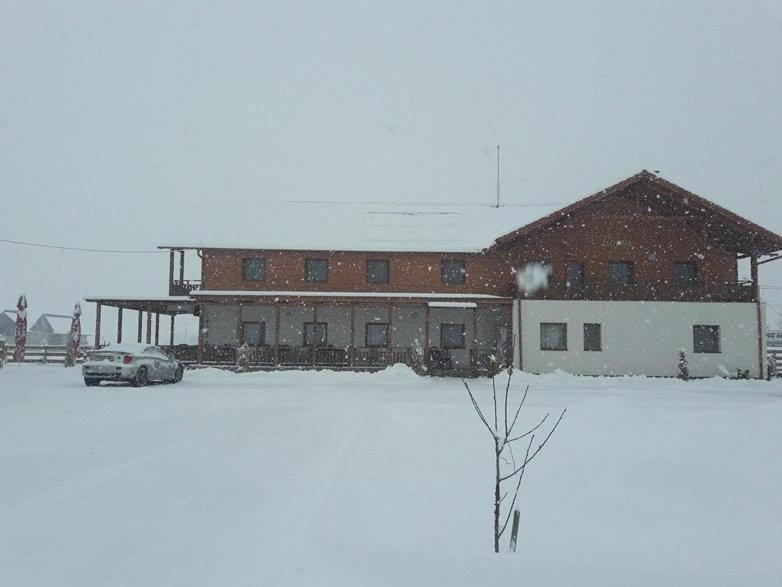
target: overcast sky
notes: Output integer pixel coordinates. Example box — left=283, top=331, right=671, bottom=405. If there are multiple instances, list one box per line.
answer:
left=2, top=0, right=782, bottom=341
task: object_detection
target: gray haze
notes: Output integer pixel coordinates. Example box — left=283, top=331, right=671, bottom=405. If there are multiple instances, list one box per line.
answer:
left=2, top=1, right=782, bottom=341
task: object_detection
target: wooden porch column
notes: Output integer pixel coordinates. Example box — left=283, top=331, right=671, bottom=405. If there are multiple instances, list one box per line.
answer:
left=424, top=303, right=431, bottom=370
left=236, top=303, right=243, bottom=348
left=312, top=303, right=319, bottom=366
left=387, top=303, right=393, bottom=364
left=137, top=310, right=143, bottom=343
left=750, top=253, right=759, bottom=302
left=197, top=310, right=204, bottom=364
left=179, top=250, right=185, bottom=283
left=349, top=303, right=356, bottom=366
left=94, top=303, right=102, bottom=349
left=154, top=313, right=160, bottom=346
left=472, top=306, right=479, bottom=370
left=168, top=250, right=175, bottom=295
left=169, top=315, right=175, bottom=346
left=145, top=310, right=152, bottom=344
left=273, top=304, right=281, bottom=366
left=116, top=307, right=123, bottom=344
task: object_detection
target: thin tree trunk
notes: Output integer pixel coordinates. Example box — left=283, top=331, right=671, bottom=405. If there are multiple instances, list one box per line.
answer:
left=494, top=437, right=500, bottom=553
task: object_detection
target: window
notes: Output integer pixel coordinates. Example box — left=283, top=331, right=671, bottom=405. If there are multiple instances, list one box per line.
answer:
left=242, top=258, right=267, bottom=281
left=693, top=325, right=720, bottom=353
left=440, top=323, right=466, bottom=349
left=366, top=260, right=390, bottom=284
left=540, top=323, right=567, bottom=351
left=608, top=261, right=634, bottom=288
left=241, top=321, right=266, bottom=346
left=303, top=322, right=328, bottom=346
left=567, top=262, right=585, bottom=298
left=583, top=323, right=601, bottom=351
left=441, top=259, right=466, bottom=284
left=673, top=262, right=698, bottom=287
left=305, top=259, right=329, bottom=282
left=365, top=323, right=389, bottom=347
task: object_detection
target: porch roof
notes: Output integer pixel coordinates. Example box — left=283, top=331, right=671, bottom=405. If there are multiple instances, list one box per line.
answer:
left=84, top=296, right=196, bottom=315
left=191, top=290, right=511, bottom=304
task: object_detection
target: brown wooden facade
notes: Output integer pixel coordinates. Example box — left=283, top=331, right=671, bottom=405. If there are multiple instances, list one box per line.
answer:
left=89, top=171, right=782, bottom=373
left=174, top=172, right=781, bottom=304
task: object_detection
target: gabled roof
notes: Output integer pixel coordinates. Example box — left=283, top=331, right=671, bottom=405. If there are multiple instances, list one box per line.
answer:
left=491, top=170, right=782, bottom=255
left=158, top=201, right=562, bottom=253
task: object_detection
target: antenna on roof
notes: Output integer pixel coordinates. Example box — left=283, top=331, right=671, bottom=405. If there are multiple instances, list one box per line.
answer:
left=496, top=145, right=501, bottom=208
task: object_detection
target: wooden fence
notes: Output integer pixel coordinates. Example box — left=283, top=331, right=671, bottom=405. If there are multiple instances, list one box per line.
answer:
left=769, top=347, right=782, bottom=377
left=0, top=345, right=89, bottom=365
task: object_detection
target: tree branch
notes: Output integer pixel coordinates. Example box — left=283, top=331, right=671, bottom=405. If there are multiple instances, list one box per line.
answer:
left=499, top=434, right=534, bottom=538
left=499, top=408, right=566, bottom=482
left=507, top=412, right=549, bottom=443
left=507, top=385, right=530, bottom=435
left=463, top=379, right=497, bottom=439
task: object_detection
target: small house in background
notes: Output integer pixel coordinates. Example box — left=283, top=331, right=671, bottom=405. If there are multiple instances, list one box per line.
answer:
left=0, top=310, right=17, bottom=341
left=28, top=314, right=90, bottom=346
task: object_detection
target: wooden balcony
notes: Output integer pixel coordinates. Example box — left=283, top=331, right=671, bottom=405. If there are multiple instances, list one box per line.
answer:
left=169, top=279, right=201, bottom=296
left=537, top=280, right=756, bottom=303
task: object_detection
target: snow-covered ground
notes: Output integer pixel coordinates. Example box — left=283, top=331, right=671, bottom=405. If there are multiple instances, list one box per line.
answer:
left=1, top=365, right=780, bottom=586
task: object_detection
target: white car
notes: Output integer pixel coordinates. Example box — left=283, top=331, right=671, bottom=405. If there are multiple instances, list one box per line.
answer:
left=82, top=343, right=184, bottom=387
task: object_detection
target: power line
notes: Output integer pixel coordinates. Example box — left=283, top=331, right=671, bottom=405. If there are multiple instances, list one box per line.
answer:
left=0, top=238, right=165, bottom=255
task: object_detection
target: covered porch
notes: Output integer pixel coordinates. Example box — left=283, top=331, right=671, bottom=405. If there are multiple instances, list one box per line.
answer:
left=84, top=296, right=198, bottom=360
left=193, top=292, right=513, bottom=375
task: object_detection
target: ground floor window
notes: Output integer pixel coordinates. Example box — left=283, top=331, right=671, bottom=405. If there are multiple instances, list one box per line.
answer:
left=303, top=322, right=328, bottom=346
left=440, top=323, right=466, bottom=349
left=693, top=325, right=720, bottom=353
left=241, top=321, right=266, bottom=346
left=583, top=323, right=602, bottom=351
left=540, top=322, right=567, bottom=351
left=365, top=323, right=389, bottom=347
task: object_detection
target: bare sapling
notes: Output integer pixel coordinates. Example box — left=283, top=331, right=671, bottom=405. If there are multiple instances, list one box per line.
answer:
left=463, top=368, right=566, bottom=553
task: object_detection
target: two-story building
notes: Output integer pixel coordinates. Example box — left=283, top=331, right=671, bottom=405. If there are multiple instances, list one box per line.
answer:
left=87, top=171, right=782, bottom=378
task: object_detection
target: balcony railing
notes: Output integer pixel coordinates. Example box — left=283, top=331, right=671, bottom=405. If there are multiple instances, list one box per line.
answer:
left=170, top=279, right=201, bottom=296
left=538, top=280, right=756, bottom=303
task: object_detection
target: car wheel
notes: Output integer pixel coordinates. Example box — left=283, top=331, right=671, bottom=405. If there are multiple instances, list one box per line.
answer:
left=84, top=378, right=100, bottom=387
left=173, top=366, right=184, bottom=383
left=133, top=367, right=149, bottom=387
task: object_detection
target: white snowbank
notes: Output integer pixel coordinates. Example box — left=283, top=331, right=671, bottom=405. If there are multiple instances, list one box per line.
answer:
left=0, top=365, right=780, bottom=586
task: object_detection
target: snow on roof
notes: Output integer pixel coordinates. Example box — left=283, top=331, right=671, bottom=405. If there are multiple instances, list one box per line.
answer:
left=37, top=314, right=74, bottom=331
left=193, top=290, right=509, bottom=299
left=159, top=201, right=561, bottom=253
left=427, top=301, right=478, bottom=308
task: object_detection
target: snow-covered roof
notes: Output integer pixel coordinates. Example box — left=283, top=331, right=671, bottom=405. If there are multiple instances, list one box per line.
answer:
left=159, top=201, right=561, bottom=253
left=193, top=290, right=509, bottom=300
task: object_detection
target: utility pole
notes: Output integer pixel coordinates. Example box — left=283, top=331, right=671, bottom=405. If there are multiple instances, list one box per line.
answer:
left=496, top=145, right=501, bottom=208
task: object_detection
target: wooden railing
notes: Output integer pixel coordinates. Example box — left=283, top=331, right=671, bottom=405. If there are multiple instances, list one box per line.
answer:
left=0, top=344, right=90, bottom=365
left=179, top=343, right=506, bottom=375
left=534, top=280, right=756, bottom=303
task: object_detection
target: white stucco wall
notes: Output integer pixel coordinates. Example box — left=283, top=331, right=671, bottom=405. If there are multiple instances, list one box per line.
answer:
left=517, top=300, right=764, bottom=378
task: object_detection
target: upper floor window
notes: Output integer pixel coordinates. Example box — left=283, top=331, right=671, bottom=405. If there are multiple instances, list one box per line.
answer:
left=540, top=322, right=567, bottom=351
left=567, top=262, right=585, bottom=299
left=305, top=259, right=329, bottom=282
left=366, top=260, right=390, bottom=284
left=608, top=261, right=634, bottom=288
left=693, top=325, right=720, bottom=353
left=242, top=258, right=267, bottom=281
left=673, top=262, right=698, bottom=287
left=440, top=323, right=466, bottom=349
left=442, top=259, right=466, bottom=284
